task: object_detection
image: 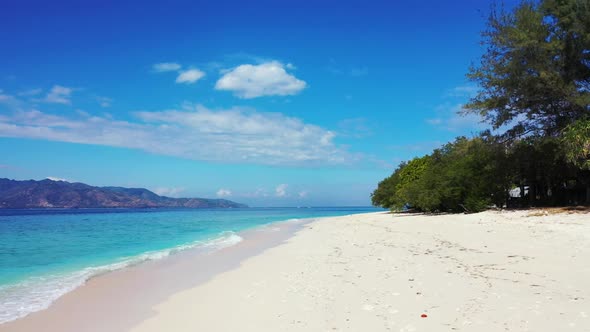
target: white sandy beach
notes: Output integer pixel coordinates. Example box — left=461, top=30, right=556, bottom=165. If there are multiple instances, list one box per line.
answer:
left=130, top=210, right=589, bottom=332
left=2, top=210, right=589, bottom=332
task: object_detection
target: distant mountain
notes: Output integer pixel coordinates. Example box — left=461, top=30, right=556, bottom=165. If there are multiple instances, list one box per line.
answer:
left=0, top=178, right=248, bottom=209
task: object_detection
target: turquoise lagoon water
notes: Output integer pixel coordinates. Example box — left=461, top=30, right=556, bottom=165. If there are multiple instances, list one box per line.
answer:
left=0, top=207, right=381, bottom=323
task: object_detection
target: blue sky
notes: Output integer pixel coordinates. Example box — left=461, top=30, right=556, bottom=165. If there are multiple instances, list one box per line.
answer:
left=0, top=0, right=517, bottom=206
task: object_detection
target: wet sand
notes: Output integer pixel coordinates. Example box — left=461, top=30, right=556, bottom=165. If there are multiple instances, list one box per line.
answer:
left=0, top=217, right=312, bottom=332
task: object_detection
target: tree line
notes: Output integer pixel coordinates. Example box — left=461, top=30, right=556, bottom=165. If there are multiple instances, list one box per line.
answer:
left=372, top=0, right=590, bottom=212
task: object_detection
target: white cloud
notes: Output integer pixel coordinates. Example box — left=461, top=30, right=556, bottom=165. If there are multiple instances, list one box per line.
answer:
left=46, top=176, right=68, bottom=182
left=75, top=109, right=90, bottom=117
left=446, top=85, right=478, bottom=98
left=97, top=96, right=112, bottom=108
left=153, top=187, right=185, bottom=197
left=153, top=62, right=182, bottom=72
left=216, top=189, right=232, bottom=197
left=215, top=61, right=306, bottom=98
left=0, top=104, right=352, bottom=166
left=43, top=85, right=73, bottom=105
left=0, top=92, right=18, bottom=104
left=298, top=191, right=308, bottom=198
left=7, top=109, right=85, bottom=128
left=426, top=103, right=486, bottom=132
left=176, top=69, right=205, bottom=84
left=275, top=184, right=288, bottom=197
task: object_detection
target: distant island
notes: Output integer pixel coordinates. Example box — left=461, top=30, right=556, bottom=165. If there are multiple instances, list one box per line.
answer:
left=0, top=178, right=247, bottom=209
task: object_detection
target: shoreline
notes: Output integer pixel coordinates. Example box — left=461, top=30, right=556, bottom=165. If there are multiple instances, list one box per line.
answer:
left=0, top=213, right=340, bottom=332
left=134, top=209, right=589, bottom=331
left=2, top=210, right=589, bottom=331
left=0, top=228, right=245, bottom=324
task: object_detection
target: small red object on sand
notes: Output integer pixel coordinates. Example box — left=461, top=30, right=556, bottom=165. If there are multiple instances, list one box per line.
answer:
left=421, top=314, right=428, bottom=318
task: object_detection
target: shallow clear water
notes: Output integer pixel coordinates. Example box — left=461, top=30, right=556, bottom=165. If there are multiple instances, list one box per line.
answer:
left=0, top=207, right=381, bottom=323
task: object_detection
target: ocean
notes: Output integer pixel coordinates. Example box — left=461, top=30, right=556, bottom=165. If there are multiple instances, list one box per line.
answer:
left=0, top=207, right=381, bottom=323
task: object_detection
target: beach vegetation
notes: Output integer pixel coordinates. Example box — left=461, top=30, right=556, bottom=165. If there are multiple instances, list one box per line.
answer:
left=465, top=0, right=590, bottom=140
left=563, top=118, right=590, bottom=169
left=373, top=0, right=590, bottom=212
left=373, top=137, right=509, bottom=213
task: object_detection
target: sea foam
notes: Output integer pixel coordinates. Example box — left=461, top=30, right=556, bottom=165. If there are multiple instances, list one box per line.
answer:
left=0, top=231, right=243, bottom=324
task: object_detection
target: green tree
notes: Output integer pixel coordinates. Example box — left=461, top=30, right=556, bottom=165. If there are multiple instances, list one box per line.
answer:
left=562, top=118, right=590, bottom=203
left=372, top=137, right=510, bottom=213
left=507, top=136, right=578, bottom=205
left=371, top=165, right=403, bottom=209
left=373, top=0, right=590, bottom=210
left=465, top=0, right=590, bottom=139
left=371, top=156, right=431, bottom=211
left=563, top=118, right=590, bottom=169
left=413, top=137, right=509, bottom=212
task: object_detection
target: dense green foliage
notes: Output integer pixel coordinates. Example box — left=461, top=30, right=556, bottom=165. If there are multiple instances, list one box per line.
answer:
left=562, top=118, right=590, bottom=169
left=373, top=0, right=590, bottom=212
left=372, top=137, right=510, bottom=212
left=465, top=0, right=590, bottom=139
left=371, top=156, right=431, bottom=210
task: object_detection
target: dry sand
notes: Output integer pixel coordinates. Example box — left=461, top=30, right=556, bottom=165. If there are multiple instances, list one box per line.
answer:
left=131, top=210, right=590, bottom=332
